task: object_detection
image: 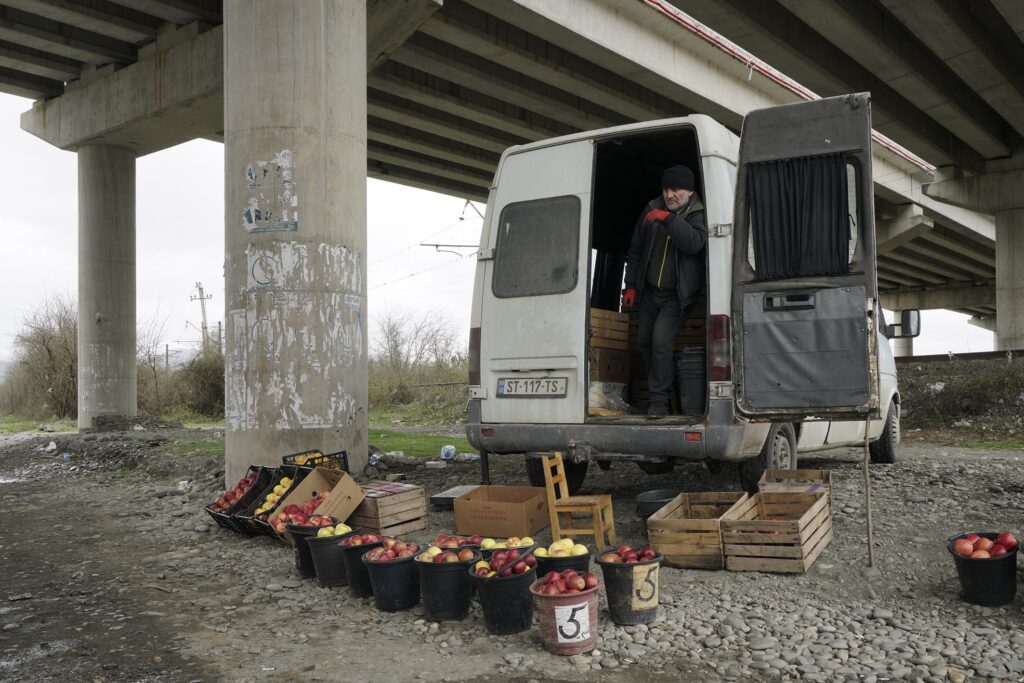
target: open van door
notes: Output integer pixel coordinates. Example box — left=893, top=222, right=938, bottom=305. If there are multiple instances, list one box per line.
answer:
left=478, top=140, right=593, bottom=425
left=731, top=93, right=880, bottom=421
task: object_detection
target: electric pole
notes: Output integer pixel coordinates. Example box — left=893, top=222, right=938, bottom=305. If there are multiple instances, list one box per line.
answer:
left=191, top=282, right=213, bottom=354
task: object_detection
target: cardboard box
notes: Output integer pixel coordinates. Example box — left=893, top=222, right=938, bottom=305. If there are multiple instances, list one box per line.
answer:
left=269, top=467, right=365, bottom=541
left=454, top=485, right=549, bottom=538
left=589, top=348, right=630, bottom=383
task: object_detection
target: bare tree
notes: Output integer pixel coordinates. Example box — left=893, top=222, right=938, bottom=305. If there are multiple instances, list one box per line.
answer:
left=137, top=307, right=171, bottom=416
left=3, top=295, right=78, bottom=418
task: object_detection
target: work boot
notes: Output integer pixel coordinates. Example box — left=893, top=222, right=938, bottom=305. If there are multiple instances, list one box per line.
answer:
left=647, top=402, right=668, bottom=418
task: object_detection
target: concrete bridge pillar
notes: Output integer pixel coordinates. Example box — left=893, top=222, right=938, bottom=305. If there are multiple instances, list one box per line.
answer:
left=77, top=145, right=137, bottom=429
left=223, top=0, right=368, bottom=484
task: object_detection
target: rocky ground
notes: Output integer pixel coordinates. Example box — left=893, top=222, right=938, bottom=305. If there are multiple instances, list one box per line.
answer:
left=1, top=427, right=1024, bottom=683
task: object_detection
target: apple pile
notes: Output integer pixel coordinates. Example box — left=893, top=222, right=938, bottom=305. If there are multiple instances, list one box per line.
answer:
left=270, top=492, right=331, bottom=533
left=315, top=522, right=353, bottom=538
left=534, top=568, right=599, bottom=595
left=418, top=546, right=477, bottom=563
left=952, top=532, right=1018, bottom=559
left=431, top=533, right=483, bottom=548
left=480, top=536, right=534, bottom=550
left=364, top=538, right=420, bottom=562
left=209, top=469, right=261, bottom=513
left=600, top=545, right=658, bottom=564
left=472, top=548, right=536, bottom=578
left=533, top=538, right=588, bottom=558
left=252, top=475, right=294, bottom=519
left=340, top=533, right=382, bottom=547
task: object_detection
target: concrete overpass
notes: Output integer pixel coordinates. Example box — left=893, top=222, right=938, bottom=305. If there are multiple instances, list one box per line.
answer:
left=0, top=0, right=1014, bottom=478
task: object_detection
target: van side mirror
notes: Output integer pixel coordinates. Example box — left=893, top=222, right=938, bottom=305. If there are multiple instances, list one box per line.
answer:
left=887, top=309, right=921, bottom=339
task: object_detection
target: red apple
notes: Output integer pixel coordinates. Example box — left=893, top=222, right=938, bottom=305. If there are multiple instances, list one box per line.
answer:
left=990, top=545, right=1009, bottom=558
left=475, top=567, right=490, bottom=577
left=583, top=573, right=599, bottom=589
left=458, top=548, right=475, bottom=562
left=567, top=575, right=586, bottom=590
left=600, top=552, right=622, bottom=563
left=964, top=534, right=981, bottom=543
left=997, top=532, right=1018, bottom=550
left=970, top=550, right=991, bottom=559
left=363, top=534, right=380, bottom=543
left=397, top=549, right=416, bottom=558
left=524, top=555, right=536, bottom=568
left=498, top=566, right=513, bottom=578
left=512, top=560, right=527, bottom=574
left=953, top=539, right=975, bottom=557
left=469, top=535, right=483, bottom=545
left=975, top=538, right=995, bottom=552
left=542, top=583, right=560, bottom=595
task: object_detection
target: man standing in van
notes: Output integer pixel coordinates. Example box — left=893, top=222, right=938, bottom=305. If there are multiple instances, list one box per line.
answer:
left=622, top=165, right=707, bottom=418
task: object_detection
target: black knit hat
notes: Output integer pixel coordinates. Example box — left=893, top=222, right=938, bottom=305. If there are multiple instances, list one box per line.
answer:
left=661, top=165, right=695, bottom=191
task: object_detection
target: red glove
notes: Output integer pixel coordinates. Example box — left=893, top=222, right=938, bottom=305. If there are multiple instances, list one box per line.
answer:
left=622, top=288, right=637, bottom=308
left=644, top=209, right=671, bottom=225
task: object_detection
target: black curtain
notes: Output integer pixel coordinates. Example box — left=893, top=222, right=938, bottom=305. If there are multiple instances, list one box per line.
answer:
left=747, top=152, right=849, bottom=280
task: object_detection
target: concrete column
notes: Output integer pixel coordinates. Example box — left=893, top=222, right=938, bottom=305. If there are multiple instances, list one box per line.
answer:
left=996, top=209, right=1024, bottom=349
left=223, top=1, right=368, bottom=483
left=77, top=145, right=137, bottom=429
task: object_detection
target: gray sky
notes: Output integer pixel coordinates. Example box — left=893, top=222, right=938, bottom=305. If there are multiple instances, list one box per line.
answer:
left=0, top=91, right=994, bottom=364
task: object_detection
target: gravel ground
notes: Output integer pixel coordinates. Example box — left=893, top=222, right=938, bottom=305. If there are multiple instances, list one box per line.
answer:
left=1, top=427, right=1023, bottom=682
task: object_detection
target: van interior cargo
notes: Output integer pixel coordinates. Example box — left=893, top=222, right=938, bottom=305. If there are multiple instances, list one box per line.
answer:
left=587, top=127, right=708, bottom=423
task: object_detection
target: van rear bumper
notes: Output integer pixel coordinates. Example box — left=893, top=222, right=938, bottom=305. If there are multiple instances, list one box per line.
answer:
left=466, top=399, right=752, bottom=462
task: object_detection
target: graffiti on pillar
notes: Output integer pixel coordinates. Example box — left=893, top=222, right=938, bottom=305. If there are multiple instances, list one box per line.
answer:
left=242, top=149, right=298, bottom=233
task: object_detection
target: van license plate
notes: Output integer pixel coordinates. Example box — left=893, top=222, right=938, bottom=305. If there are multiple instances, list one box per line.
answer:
left=497, top=377, right=567, bottom=398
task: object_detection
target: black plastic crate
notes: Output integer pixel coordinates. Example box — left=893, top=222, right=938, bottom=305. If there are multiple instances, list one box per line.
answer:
left=281, top=449, right=349, bottom=473
left=203, top=465, right=273, bottom=534
left=236, top=465, right=309, bottom=537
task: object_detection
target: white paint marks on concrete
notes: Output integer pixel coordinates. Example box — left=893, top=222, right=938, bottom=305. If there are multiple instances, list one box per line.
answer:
left=242, top=149, right=298, bottom=233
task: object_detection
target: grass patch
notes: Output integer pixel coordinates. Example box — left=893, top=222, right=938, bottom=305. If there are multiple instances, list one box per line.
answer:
left=370, top=405, right=464, bottom=427
left=0, top=414, right=77, bottom=433
left=369, top=429, right=475, bottom=457
left=166, top=435, right=225, bottom=459
left=959, top=439, right=1024, bottom=450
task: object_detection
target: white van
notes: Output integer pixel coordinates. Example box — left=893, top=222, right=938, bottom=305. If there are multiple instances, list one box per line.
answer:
left=465, top=94, right=920, bottom=494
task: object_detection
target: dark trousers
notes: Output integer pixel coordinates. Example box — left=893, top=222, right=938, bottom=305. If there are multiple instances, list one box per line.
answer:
left=637, top=287, right=692, bottom=408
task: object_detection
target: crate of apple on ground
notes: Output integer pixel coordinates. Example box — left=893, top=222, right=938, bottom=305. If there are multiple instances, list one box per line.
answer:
left=204, top=466, right=272, bottom=534
left=236, top=466, right=308, bottom=536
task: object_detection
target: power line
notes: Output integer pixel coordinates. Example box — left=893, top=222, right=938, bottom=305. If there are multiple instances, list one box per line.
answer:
left=368, top=252, right=476, bottom=291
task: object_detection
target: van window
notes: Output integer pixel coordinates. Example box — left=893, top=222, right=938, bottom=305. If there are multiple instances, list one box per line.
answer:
left=745, top=152, right=854, bottom=279
left=492, top=195, right=580, bottom=298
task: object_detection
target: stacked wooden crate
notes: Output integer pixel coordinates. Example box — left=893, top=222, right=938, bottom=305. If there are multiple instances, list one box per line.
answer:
left=349, top=481, right=428, bottom=536
left=647, top=492, right=749, bottom=569
left=589, top=308, right=630, bottom=383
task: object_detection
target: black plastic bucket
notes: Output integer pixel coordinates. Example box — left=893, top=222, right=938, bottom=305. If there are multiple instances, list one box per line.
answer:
left=536, top=552, right=591, bottom=578
left=471, top=567, right=536, bottom=635
left=416, top=549, right=481, bottom=621
left=286, top=524, right=324, bottom=579
left=596, top=550, right=663, bottom=625
left=674, top=346, right=706, bottom=414
left=363, top=554, right=421, bottom=611
left=341, top=541, right=384, bottom=598
left=636, top=490, right=678, bottom=519
left=307, top=532, right=354, bottom=588
left=948, top=532, right=1018, bottom=606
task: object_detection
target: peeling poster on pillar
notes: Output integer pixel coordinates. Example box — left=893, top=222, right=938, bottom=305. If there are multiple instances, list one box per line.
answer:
left=242, top=149, right=298, bottom=233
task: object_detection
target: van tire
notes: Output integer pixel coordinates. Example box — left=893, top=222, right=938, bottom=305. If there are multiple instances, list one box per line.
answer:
left=869, top=402, right=898, bottom=465
left=525, top=457, right=589, bottom=495
left=739, top=423, right=797, bottom=494
left=637, top=461, right=675, bottom=475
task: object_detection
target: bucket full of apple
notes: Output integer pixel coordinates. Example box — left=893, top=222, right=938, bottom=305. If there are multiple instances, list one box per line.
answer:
left=415, top=546, right=481, bottom=621
left=597, top=545, right=663, bottom=625
left=948, top=531, right=1018, bottom=606
left=470, top=548, right=537, bottom=635
left=530, top=569, right=600, bottom=655
left=362, top=539, right=422, bottom=611
left=340, top=534, right=386, bottom=598
left=534, top=539, right=591, bottom=577
left=305, top=523, right=354, bottom=588
left=285, top=516, right=339, bottom=579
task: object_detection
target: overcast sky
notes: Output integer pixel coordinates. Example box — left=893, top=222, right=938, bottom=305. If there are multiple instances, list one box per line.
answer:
left=0, top=91, right=994, bottom=366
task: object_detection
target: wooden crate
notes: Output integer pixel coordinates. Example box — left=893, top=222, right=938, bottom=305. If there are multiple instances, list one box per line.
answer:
left=647, top=492, right=749, bottom=569
left=349, top=481, right=428, bottom=536
left=590, top=308, right=630, bottom=351
left=758, top=469, right=831, bottom=495
left=721, top=492, right=832, bottom=573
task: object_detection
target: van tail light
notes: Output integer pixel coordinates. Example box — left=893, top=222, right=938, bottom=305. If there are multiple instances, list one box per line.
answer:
left=709, top=315, right=731, bottom=382
left=469, top=327, right=481, bottom=386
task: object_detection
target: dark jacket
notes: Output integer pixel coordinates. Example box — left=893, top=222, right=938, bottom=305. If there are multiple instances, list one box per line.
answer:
left=624, top=194, right=707, bottom=306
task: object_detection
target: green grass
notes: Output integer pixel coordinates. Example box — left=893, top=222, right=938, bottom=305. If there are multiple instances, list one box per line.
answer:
left=166, top=434, right=225, bottom=459
left=368, top=429, right=475, bottom=458
left=959, top=439, right=1024, bottom=451
left=0, top=414, right=77, bottom=433
left=370, top=405, right=464, bottom=426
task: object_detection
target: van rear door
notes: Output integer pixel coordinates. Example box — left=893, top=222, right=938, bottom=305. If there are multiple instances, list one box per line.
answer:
left=730, top=93, right=880, bottom=421
left=479, top=140, right=593, bottom=424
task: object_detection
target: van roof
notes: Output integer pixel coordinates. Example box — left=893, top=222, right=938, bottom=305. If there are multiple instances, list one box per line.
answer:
left=501, top=114, right=739, bottom=163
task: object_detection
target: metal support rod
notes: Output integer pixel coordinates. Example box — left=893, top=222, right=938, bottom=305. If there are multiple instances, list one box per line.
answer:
left=480, top=449, right=491, bottom=485
left=863, top=414, right=875, bottom=568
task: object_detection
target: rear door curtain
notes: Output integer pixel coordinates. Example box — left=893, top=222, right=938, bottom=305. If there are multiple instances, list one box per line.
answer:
left=747, top=152, right=849, bottom=280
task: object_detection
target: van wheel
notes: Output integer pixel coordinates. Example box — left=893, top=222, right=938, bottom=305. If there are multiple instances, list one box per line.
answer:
left=869, top=402, right=898, bottom=464
left=739, top=423, right=797, bottom=494
left=637, top=461, right=675, bottom=475
left=525, top=457, right=589, bottom=495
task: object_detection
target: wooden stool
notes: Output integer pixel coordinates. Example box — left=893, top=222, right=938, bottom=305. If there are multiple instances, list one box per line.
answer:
left=540, top=452, right=616, bottom=549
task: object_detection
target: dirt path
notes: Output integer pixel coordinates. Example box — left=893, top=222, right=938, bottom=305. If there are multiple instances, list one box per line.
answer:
left=2, top=429, right=1024, bottom=682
